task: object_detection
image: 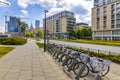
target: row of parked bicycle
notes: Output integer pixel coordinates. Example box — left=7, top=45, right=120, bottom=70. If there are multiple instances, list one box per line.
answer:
left=47, top=43, right=111, bottom=79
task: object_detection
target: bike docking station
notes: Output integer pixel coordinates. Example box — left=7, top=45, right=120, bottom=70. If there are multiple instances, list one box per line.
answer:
left=46, top=43, right=111, bottom=80
left=74, top=64, right=87, bottom=80
left=93, top=73, right=102, bottom=80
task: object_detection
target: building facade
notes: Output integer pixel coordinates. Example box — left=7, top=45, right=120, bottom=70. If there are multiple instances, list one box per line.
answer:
left=74, top=23, right=88, bottom=31
left=8, top=17, right=20, bottom=32
left=35, top=20, right=40, bottom=29
left=7, top=17, right=20, bottom=36
left=92, top=0, right=120, bottom=40
left=43, top=11, right=76, bottom=38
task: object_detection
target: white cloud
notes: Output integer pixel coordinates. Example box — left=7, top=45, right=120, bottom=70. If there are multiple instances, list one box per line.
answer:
left=18, top=0, right=58, bottom=9
left=0, top=0, right=11, bottom=6
left=21, top=9, right=28, bottom=15
left=18, top=0, right=94, bottom=25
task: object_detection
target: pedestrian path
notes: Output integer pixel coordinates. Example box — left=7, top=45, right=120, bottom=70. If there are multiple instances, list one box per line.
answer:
left=0, top=40, right=72, bottom=80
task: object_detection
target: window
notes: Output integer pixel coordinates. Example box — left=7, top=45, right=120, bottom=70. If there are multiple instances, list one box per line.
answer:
left=111, top=10, right=115, bottom=14
left=104, top=16, right=107, bottom=20
left=116, top=20, right=120, bottom=24
left=116, top=8, right=120, bottom=13
left=116, top=24, right=120, bottom=28
left=111, top=4, right=115, bottom=9
left=111, top=20, right=114, bottom=24
left=116, top=2, right=120, bottom=8
left=111, top=15, right=114, bottom=19
left=111, top=25, right=114, bottom=28
left=116, top=14, right=120, bottom=19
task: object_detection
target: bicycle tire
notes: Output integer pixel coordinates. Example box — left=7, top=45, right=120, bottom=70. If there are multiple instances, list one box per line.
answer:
left=66, top=58, right=74, bottom=68
left=101, top=66, right=110, bottom=76
left=73, top=62, right=89, bottom=77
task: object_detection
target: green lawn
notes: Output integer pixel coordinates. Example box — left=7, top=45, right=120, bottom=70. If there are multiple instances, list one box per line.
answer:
left=36, top=42, right=44, bottom=48
left=0, top=47, right=15, bottom=58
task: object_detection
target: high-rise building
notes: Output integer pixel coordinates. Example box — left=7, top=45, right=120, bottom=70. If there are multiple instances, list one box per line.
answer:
left=35, top=20, right=40, bottom=29
left=43, top=10, right=76, bottom=37
left=92, top=0, right=120, bottom=40
left=8, top=17, right=20, bottom=32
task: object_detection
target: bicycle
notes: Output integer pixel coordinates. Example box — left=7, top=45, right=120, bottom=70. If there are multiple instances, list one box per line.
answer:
left=73, top=55, right=111, bottom=78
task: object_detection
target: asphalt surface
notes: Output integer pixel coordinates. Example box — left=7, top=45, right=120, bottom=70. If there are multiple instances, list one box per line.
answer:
left=49, top=40, right=120, bottom=54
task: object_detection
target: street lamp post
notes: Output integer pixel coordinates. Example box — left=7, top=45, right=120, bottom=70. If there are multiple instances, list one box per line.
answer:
left=44, top=10, right=48, bottom=52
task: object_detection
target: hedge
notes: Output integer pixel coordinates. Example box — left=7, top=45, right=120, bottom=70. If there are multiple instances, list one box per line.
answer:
left=0, top=37, right=27, bottom=45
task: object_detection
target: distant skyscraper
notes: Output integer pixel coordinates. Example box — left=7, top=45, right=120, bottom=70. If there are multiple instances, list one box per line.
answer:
left=35, top=20, right=40, bottom=29
left=8, top=17, right=20, bottom=32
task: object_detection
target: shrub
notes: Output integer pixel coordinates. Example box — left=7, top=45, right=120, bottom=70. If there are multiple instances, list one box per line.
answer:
left=0, top=37, right=27, bottom=45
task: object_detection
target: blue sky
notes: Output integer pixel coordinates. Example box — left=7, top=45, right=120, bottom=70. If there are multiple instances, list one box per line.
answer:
left=0, top=0, right=93, bottom=32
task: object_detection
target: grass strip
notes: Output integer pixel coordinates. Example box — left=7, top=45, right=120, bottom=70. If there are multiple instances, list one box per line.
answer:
left=36, top=42, right=44, bottom=48
left=0, top=47, right=15, bottom=58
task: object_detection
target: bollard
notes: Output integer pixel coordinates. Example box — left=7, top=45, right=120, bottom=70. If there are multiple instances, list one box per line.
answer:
left=75, top=64, right=86, bottom=80
left=93, top=74, right=102, bottom=80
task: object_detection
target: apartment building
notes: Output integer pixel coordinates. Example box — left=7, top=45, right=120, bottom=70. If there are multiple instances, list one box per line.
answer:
left=74, top=23, right=88, bottom=31
left=43, top=11, right=76, bottom=38
left=92, top=0, right=120, bottom=40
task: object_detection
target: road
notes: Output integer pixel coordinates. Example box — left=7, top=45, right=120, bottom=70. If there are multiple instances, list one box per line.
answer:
left=49, top=40, right=120, bottom=54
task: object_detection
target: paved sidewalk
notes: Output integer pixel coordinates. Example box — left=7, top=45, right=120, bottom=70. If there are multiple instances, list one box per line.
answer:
left=0, top=40, right=72, bottom=80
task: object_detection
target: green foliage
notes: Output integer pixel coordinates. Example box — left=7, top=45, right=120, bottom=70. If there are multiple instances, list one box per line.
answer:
left=0, top=37, right=27, bottom=45
left=38, top=29, right=43, bottom=37
left=36, top=42, right=44, bottom=48
left=25, top=32, right=34, bottom=37
left=66, top=46, right=120, bottom=64
left=69, top=27, right=92, bottom=39
left=0, top=47, right=14, bottom=58
left=77, top=29, right=82, bottom=38
left=17, top=20, right=28, bottom=33
left=69, top=30, right=77, bottom=38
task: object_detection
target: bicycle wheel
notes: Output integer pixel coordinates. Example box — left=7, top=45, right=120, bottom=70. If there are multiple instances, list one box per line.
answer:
left=61, top=54, right=68, bottom=62
left=101, top=66, right=110, bottom=76
left=73, top=62, right=89, bottom=77
left=66, top=58, right=74, bottom=68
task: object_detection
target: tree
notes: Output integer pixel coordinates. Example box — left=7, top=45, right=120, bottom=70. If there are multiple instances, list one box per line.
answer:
left=69, top=30, right=77, bottom=38
left=88, top=28, right=92, bottom=37
left=77, top=29, right=82, bottom=39
left=76, top=27, right=92, bottom=39
left=81, top=27, right=89, bottom=38
left=25, top=32, right=34, bottom=37
left=17, top=20, right=28, bottom=36
left=38, top=29, right=43, bottom=37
